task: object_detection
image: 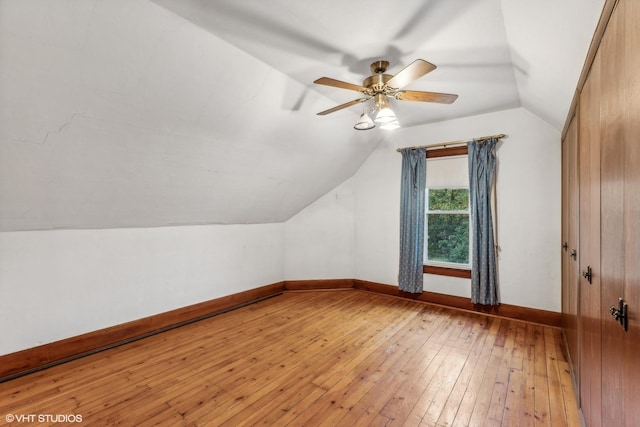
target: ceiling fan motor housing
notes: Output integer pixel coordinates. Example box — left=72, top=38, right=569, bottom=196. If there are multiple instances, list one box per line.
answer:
left=363, top=73, right=393, bottom=94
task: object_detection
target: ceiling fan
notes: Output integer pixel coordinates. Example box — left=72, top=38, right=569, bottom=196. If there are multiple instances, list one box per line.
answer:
left=313, top=59, right=458, bottom=129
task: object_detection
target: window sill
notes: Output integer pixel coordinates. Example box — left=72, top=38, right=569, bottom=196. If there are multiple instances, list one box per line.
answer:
left=423, top=264, right=472, bottom=278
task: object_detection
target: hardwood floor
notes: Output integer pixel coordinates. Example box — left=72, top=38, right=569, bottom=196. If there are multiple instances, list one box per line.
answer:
left=0, top=290, right=579, bottom=426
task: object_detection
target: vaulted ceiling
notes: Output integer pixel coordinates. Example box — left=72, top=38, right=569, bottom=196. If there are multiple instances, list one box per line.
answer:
left=0, top=0, right=604, bottom=231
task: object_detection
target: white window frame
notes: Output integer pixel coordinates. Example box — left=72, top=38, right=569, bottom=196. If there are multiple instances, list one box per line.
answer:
left=424, top=186, right=472, bottom=269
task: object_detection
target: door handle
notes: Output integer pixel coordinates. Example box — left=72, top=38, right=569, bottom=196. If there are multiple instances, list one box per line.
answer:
left=570, top=249, right=577, bottom=260
left=582, top=266, right=592, bottom=284
left=562, top=242, right=568, bottom=251
left=609, top=298, right=628, bottom=332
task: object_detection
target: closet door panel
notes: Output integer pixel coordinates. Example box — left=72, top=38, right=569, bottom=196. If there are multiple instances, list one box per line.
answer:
left=599, top=4, right=625, bottom=427
left=623, top=0, right=640, bottom=424
left=562, top=116, right=580, bottom=392
left=578, top=52, right=602, bottom=427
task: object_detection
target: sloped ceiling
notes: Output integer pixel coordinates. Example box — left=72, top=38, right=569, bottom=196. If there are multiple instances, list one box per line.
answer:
left=0, top=0, right=604, bottom=231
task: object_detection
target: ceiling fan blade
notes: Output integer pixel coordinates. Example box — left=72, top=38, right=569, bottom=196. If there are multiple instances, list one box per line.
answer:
left=314, top=77, right=367, bottom=92
left=386, top=59, right=436, bottom=89
left=396, top=90, right=458, bottom=104
left=316, top=98, right=369, bottom=115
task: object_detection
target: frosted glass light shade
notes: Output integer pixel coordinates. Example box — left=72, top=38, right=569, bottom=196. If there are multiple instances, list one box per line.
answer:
left=380, top=119, right=400, bottom=130
left=375, top=107, right=396, bottom=124
left=354, top=112, right=375, bottom=130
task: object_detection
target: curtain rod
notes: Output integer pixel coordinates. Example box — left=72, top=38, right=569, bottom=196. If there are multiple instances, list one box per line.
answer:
left=396, top=133, right=507, bottom=152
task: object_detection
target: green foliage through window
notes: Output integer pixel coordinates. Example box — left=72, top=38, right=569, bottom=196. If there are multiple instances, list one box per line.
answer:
left=428, top=188, right=469, bottom=211
left=426, top=188, right=470, bottom=265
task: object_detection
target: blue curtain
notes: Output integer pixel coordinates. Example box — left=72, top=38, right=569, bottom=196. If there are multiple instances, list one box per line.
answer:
left=398, top=148, right=426, bottom=293
left=468, top=139, right=499, bottom=305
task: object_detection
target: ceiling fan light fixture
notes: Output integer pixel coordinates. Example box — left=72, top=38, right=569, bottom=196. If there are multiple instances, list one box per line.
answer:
left=380, top=119, right=400, bottom=130
left=373, top=93, right=396, bottom=124
left=374, top=106, right=396, bottom=124
left=354, top=111, right=375, bottom=130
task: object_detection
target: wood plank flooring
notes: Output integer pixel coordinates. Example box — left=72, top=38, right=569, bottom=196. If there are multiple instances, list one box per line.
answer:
left=0, top=290, right=579, bottom=426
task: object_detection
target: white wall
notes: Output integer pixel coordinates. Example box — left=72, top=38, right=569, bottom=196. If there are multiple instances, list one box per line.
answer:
left=0, top=106, right=562, bottom=356
left=0, top=223, right=283, bottom=355
left=284, top=178, right=354, bottom=280
left=352, top=107, right=561, bottom=311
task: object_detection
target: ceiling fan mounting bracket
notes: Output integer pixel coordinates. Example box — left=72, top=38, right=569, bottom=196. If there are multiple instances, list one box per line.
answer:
left=370, top=60, right=389, bottom=74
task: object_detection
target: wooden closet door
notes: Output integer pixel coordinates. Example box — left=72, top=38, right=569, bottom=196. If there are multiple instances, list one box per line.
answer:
left=622, top=0, right=640, bottom=424
left=599, top=3, right=625, bottom=426
left=562, top=116, right=580, bottom=396
left=578, top=50, right=602, bottom=427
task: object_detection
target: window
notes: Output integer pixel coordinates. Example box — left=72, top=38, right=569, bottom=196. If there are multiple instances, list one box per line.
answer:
left=425, top=188, right=470, bottom=267
left=423, top=151, right=471, bottom=278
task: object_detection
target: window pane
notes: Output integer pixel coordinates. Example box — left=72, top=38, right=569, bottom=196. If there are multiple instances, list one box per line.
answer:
left=426, top=214, right=469, bottom=264
left=428, top=188, right=469, bottom=211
